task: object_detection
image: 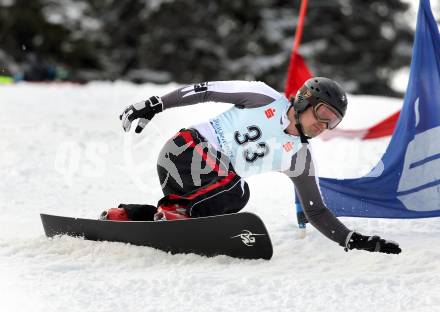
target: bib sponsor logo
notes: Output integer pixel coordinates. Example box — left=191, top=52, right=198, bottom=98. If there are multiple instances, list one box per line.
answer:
left=283, top=141, right=294, bottom=152
left=264, top=108, right=276, bottom=119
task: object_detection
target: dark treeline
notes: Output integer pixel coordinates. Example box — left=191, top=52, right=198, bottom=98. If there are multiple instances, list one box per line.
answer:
left=0, top=0, right=415, bottom=95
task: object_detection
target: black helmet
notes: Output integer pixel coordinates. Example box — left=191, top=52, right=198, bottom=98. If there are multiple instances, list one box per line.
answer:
left=293, top=77, right=348, bottom=117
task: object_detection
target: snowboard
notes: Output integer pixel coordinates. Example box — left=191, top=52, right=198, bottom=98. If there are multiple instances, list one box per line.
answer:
left=40, top=212, right=273, bottom=260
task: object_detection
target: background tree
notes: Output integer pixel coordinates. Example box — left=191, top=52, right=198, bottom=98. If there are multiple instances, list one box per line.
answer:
left=0, top=0, right=415, bottom=95
left=302, top=0, right=413, bottom=96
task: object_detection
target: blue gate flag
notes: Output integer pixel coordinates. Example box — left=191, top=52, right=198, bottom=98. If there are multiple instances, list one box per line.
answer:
left=319, top=0, right=440, bottom=218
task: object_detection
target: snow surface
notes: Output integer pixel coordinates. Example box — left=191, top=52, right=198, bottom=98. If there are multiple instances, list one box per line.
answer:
left=1, top=82, right=439, bottom=312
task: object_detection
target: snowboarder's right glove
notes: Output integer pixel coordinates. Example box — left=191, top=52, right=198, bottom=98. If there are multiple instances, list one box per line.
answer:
left=120, top=96, right=163, bottom=133
left=342, top=231, right=401, bottom=254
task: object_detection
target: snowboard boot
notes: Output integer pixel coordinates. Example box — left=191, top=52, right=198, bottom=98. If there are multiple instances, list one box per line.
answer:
left=100, top=207, right=131, bottom=221
left=154, top=204, right=189, bottom=221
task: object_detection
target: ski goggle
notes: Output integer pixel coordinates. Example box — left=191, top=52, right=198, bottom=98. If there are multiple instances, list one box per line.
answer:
left=312, top=102, right=343, bottom=130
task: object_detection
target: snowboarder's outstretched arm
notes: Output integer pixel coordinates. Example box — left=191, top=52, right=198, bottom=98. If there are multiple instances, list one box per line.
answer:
left=284, top=146, right=401, bottom=254
left=160, top=81, right=282, bottom=109
left=120, top=81, right=282, bottom=133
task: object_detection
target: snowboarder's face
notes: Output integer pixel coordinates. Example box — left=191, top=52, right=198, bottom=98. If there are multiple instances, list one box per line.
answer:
left=300, top=107, right=328, bottom=137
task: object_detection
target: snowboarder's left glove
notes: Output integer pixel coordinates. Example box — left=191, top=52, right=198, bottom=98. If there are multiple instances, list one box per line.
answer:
left=120, top=96, right=163, bottom=133
left=342, top=231, right=401, bottom=254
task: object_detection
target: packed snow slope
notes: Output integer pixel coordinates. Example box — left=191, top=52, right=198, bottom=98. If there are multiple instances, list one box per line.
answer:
left=1, top=82, right=439, bottom=312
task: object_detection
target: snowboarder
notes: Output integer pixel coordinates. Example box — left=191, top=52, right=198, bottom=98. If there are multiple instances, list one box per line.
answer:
left=101, top=78, right=401, bottom=255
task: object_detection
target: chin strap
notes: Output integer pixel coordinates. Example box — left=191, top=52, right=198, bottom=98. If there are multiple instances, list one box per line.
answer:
left=294, top=109, right=310, bottom=144
left=289, top=96, right=310, bottom=144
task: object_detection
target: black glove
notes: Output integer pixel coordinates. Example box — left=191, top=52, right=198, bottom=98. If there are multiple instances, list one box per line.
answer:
left=120, top=96, right=163, bottom=133
left=342, top=231, right=401, bottom=254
